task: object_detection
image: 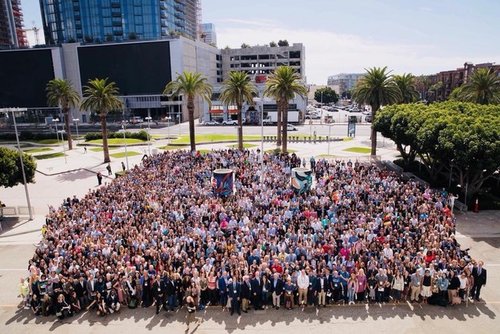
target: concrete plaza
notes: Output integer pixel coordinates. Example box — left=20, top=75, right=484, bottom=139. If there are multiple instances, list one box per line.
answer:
left=0, top=123, right=499, bottom=333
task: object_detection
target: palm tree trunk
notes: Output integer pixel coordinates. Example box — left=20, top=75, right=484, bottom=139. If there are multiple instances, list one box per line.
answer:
left=188, top=96, right=196, bottom=152
left=276, top=100, right=282, bottom=147
left=282, top=100, right=288, bottom=153
left=63, top=108, right=73, bottom=150
left=370, top=106, right=377, bottom=156
left=237, top=103, right=243, bottom=151
left=101, top=114, right=110, bottom=163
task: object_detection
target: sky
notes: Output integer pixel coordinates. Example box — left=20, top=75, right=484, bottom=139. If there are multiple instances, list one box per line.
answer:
left=22, top=0, right=500, bottom=84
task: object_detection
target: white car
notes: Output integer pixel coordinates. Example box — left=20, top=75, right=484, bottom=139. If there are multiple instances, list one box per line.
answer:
left=287, top=124, right=298, bottom=131
left=222, top=120, right=238, bottom=125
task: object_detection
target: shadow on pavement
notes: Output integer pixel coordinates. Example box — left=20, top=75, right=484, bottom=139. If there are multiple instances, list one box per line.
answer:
left=4, top=302, right=497, bottom=332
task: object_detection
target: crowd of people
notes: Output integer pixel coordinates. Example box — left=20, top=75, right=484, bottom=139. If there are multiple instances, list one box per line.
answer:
left=21, top=149, right=487, bottom=320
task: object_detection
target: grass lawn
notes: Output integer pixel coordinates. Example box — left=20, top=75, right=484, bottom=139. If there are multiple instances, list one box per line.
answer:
left=159, top=145, right=189, bottom=150
left=110, top=151, right=141, bottom=158
left=197, top=149, right=212, bottom=154
left=152, top=134, right=166, bottom=139
left=342, top=137, right=354, bottom=141
left=316, top=154, right=337, bottom=158
left=343, top=147, right=371, bottom=154
left=87, top=138, right=146, bottom=146
left=171, top=134, right=261, bottom=144
left=33, top=152, right=65, bottom=160
left=228, top=143, right=258, bottom=149
left=89, top=147, right=119, bottom=152
left=23, top=147, right=53, bottom=154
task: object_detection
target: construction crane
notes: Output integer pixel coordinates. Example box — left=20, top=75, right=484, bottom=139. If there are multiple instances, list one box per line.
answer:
left=24, top=21, right=40, bottom=46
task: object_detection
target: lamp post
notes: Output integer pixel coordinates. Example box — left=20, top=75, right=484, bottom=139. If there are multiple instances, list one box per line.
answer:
left=72, top=118, right=80, bottom=142
left=2, top=108, right=33, bottom=220
left=53, top=118, right=60, bottom=142
left=122, top=122, right=129, bottom=170
left=145, top=116, right=152, bottom=156
left=166, top=116, right=171, bottom=146
left=58, top=129, right=67, bottom=164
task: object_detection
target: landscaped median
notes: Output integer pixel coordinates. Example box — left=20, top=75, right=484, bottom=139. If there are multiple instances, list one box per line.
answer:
left=86, top=138, right=147, bottom=146
left=342, top=147, right=371, bottom=154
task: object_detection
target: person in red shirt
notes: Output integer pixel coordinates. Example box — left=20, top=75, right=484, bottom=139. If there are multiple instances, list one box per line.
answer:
left=270, top=259, right=283, bottom=274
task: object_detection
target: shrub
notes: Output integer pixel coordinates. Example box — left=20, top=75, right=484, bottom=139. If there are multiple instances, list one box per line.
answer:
left=84, top=130, right=150, bottom=142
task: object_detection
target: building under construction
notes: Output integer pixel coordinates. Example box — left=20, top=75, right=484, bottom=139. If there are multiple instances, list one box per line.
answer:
left=0, top=0, right=27, bottom=49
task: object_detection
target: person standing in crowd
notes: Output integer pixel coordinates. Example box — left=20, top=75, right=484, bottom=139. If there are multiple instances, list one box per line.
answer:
left=271, top=273, right=284, bottom=309
left=421, top=270, right=433, bottom=304
left=218, top=272, right=228, bottom=310
left=153, top=275, right=165, bottom=314
left=356, top=269, right=367, bottom=303
left=284, top=277, right=296, bottom=310
left=96, top=172, right=103, bottom=186
left=410, top=271, right=422, bottom=303
left=121, top=161, right=126, bottom=171
left=251, top=271, right=263, bottom=310
left=186, top=295, right=200, bottom=331
left=106, top=163, right=112, bottom=175
left=297, top=269, right=309, bottom=308
left=472, top=261, right=487, bottom=301
left=227, top=278, right=241, bottom=316
left=241, top=276, right=252, bottom=313
left=315, top=271, right=327, bottom=307
left=392, top=271, right=404, bottom=304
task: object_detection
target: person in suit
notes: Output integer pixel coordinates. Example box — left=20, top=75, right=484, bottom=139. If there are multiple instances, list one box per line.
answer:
left=471, top=261, right=487, bottom=301
left=218, top=271, right=228, bottom=309
left=270, top=273, right=284, bottom=309
left=152, top=274, right=165, bottom=314
left=241, top=275, right=252, bottom=313
left=73, top=275, right=88, bottom=308
left=86, top=274, right=98, bottom=304
left=315, top=271, right=328, bottom=307
left=164, top=273, right=176, bottom=311
left=227, top=278, right=241, bottom=315
left=251, top=271, right=263, bottom=310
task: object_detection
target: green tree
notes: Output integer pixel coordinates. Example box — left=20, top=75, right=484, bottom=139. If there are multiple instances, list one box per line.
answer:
left=375, top=102, right=500, bottom=202
left=415, top=75, right=432, bottom=101
left=269, top=41, right=277, bottom=47
left=264, top=66, right=307, bottom=153
left=459, top=68, right=500, bottom=104
left=241, top=43, right=250, bottom=49
left=220, top=71, right=257, bottom=151
left=314, top=87, right=339, bottom=104
left=46, top=78, right=80, bottom=150
left=428, top=81, right=443, bottom=102
left=80, top=78, right=123, bottom=163
left=0, top=147, right=36, bottom=188
left=278, top=40, right=289, bottom=47
left=393, top=73, right=419, bottom=104
left=353, top=66, right=402, bottom=155
left=448, top=86, right=464, bottom=101
left=164, top=72, right=212, bottom=152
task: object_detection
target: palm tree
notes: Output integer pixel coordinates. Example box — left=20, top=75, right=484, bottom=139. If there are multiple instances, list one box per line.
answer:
left=264, top=66, right=307, bottom=153
left=459, top=68, right=500, bottom=104
left=393, top=73, right=419, bottom=104
left=46, top=79, right=80, bottom=150
left=353, top=66, right=401, bottom=156
left=163, top=72, right=212, bottom=152
left=220, top=71, right=256, bottom=151
left=80, top=78, right=123, bottom=163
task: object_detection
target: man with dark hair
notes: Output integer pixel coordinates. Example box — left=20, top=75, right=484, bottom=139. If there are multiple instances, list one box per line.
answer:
left=471, top=261, right=487, bottom=301
left=251, top=271, right=263, bottom=310
left=270, top=273, right=284, bottom=309
left=227, top=278, right=241, bottom=316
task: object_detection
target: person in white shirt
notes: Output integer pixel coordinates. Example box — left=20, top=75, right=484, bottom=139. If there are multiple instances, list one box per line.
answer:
left=297, top=269, right=309, bottom=307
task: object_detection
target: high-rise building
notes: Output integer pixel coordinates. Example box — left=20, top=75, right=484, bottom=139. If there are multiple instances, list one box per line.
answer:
left=39, top=0, right=201, bottom=45
left=327, top=73, right=364, bottom=94
left=200, top=22, right=216, bottom=46
left=0, top=0, right=27, bottom=49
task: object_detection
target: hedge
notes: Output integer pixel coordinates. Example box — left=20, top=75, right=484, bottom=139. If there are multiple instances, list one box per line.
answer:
left=84, top=130, right=150, bottom=142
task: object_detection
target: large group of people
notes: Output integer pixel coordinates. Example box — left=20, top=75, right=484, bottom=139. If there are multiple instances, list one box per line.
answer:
left=21, top=149, right=487, bottom=321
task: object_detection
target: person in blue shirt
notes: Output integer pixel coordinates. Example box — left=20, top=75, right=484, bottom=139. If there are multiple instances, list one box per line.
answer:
left=339, top=266, right=350, bottom=303
left=218, top=271, right=228, bottom=309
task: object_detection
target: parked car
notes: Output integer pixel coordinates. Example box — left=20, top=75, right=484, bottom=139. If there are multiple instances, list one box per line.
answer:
left=129, top=116, right=144, bottom=124
left=202, top=120, right=219, bottom=126
left=222, top=120, right=238, bottom=125
left=287, top=124, right=298, bottom=131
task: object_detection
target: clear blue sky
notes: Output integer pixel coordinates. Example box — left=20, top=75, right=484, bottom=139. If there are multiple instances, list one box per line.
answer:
left=22, top=0, right=500, bottom=84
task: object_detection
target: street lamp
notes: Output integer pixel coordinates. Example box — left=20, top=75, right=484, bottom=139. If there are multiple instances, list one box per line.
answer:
left=1, top=107, right=33, bottom=220
left=122, top=122, right=129, bottom=170
left=57, top=129, right=67, bottom=164
left=53, top=118, right=60, bottom=142
left=72, top=118, right=80, bottom=142
left=166, top=116, right=171, bottom=146
left=145, top=116, right=152, bottom=156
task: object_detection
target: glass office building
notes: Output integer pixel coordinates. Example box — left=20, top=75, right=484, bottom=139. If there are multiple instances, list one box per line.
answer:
left=40, top=0, right=199, bottom=45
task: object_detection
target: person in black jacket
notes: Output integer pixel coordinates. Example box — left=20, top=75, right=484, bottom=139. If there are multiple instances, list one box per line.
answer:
left=55, top=293, right=72, bottom=319
left=106, top=289, right=121, bottom=314
left=251, top=272, right=263, bottom=310
left=227, top=278, right=241, bottom=315
left=241, top=275, right=252, bottom=312
left=315, top=271, right=328, bottom=307
left=270, top=273, right=284, bottom=309
left=73, top=276, right=88, bottom=309
left=471, top=261, right=487, bottom=301
left=152, top=275, right=165, bottom=314
left=164, top=273, right=176, bottom=311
